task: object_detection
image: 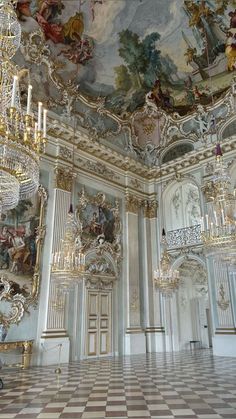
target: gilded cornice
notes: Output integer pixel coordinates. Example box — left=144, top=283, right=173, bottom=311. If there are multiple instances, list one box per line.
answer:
left=46, top=119, right=236, bottom=182
left=55, top=166, right=74, bottom=192
left=77, top=158, right=120, bottom=181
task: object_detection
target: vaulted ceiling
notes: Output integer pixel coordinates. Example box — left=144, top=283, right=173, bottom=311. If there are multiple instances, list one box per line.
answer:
left=17, top=0, right=236, bottom=117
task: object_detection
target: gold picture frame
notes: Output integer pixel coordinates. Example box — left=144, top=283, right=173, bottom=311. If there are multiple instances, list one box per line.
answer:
left=0, top=185, right=48, bottom=328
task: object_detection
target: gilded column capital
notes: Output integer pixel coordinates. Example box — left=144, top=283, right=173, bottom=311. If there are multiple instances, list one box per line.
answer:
left=55, top=166, right=74, bottom=192
left=143, top=199, right=158, bottom=218
left=125, top=193, right=141, bottom=214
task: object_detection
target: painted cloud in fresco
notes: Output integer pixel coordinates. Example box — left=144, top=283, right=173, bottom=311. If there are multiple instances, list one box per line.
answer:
left=17, top=0, right=236, bottom=116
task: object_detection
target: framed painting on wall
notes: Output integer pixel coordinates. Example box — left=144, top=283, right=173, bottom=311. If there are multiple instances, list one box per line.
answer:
left=0, top=186, right=47, bottom=328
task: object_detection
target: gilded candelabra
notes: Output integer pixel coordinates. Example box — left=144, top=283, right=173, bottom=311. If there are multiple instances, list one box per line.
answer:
left=154, top=230, right=180, bottom=298
left=51, top=205, right=86, bottom=290
left=201, top=144, right=236, bottom=250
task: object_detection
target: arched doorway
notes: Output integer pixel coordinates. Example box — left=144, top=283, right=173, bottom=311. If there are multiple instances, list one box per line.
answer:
left=176, top=258, right=212, bottom=350
left=67, top=251, right=119, bottom=360
left=83, top=251, right=118, bottom=358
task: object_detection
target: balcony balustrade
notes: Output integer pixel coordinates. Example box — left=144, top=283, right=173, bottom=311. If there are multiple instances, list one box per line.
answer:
left=166, top=224, right=202, bottom=249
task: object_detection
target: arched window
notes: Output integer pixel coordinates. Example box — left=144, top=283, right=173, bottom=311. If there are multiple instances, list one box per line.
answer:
left=162, top=143, right=194, bottom=164
left=221, top=119, right=236, bottom=140
left=164, top=181, right=201, bottom=231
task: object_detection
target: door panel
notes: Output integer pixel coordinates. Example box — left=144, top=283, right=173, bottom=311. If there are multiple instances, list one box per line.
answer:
left=88, top=332, right=97, bottom=356
left=86, top=289, right=112, bottom=357
left=89, top=293, right=98, bottom=315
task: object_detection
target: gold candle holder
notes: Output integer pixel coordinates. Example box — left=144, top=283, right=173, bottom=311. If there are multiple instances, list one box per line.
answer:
left=24, top=114, right=33, bottom=129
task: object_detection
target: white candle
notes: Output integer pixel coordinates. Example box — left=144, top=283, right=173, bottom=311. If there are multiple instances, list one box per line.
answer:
left=221, top=209, right=225, bottom=225
left=210, top=222, right=214, bottom=235
left=214, top=210, right=218, bottom=226
left=43, top=109, right=47, bottom=137
left=38, top=102, right=43, bottom=131
left=11, top=75, right=18, bottom=108
left=201, top=216, right=204, bottom=232
left=205, top=214, right=209, bottom=230
left=26, top=84, right=32, bottom=114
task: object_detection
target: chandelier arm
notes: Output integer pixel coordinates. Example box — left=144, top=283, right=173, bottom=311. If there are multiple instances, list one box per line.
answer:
left=0, top=1, right=47, bottom=214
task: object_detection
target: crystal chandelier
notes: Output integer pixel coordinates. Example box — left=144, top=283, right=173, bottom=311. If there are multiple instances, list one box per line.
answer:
left=201, top=144, right=236, bottom=249
left=0, top=0, right=47, bottom=213
left=154, top=230, right=180, bottom=297
left=51, top=204, right=86, bottom=290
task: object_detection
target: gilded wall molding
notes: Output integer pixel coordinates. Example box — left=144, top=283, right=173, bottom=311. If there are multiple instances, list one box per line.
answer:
left=55, top=166, right=74, bottom=192
left=85, top=277, right=115, bottom=290
left=130, top=289, right=140, bottom=311
left=217, top=284, right=230, bottom=311
left=76, top=188, right=122, bottom=276
left=59, top=145, right=72, bottom=161
left=47, top=119, right=236, bottom=182
left=77, top=158, right=120, bottom=181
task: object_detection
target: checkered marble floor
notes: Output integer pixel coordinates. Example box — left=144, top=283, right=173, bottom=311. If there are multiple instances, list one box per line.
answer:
left=0, top=349, right=236, bottom=419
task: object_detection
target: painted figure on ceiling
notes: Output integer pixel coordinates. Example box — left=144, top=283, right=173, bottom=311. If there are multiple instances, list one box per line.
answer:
left=149, top=79, right=173, bottom=110
left=38, top=0, right=64, bottom=21
left=59, top=37, right=94, bottom=65
left=90, top=0, right=103, bottom=21
left=225, top=10, right=236, bottom=70
left=183, top=0, right=226, bottom=63
left=35, top=0, right=65, bottom=43
left=17, top=0, right=32, bottom=20
left=63, top=12, right=84, bottom=43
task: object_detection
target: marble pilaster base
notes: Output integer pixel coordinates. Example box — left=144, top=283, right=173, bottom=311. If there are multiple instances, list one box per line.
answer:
left=213, top=331, right=236, bottom=357
left=40, top=335, right=70, bottom=366
left=145, top=327, right=165, bottom=352
left=124, top=328, right=146, bottom=354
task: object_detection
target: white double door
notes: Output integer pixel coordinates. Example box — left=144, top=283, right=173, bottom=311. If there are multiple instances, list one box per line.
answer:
left=86, top=289, right=112, bottom=357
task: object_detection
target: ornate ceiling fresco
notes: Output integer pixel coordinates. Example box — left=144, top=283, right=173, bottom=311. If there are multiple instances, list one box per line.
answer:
left=15, top=0, right=236, bottom=164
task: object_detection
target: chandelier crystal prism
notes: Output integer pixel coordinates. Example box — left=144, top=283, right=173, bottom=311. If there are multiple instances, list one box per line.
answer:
left=154, top=230, right=180, bottom=298
left=51, top=205, right=86, bottom=289
left=0, top=0, right=47, bottom=213
left=201, top=143, right=236, bottom=249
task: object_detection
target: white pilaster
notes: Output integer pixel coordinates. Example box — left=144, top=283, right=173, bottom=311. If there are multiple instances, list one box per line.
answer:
left=124, top=194, right=146, bottom=354
left=40, top=187, right=71, bottom=365
left=142, top=205, right=165, bottom=353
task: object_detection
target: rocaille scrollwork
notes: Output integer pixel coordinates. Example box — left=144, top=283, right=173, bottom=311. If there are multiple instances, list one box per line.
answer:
left=76, top=188, right=122, bottom=277
left=0, top=186, right=48, bottom=328
left=18, top=25, right=236, bottom=175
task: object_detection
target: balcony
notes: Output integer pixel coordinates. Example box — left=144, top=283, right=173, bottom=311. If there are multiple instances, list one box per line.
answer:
left=166, top=224, right=202, bottom=249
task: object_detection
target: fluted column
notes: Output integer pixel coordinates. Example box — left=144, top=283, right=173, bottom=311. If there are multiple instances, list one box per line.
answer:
left=142, top=199, right=165, bottom=352
left=40, top=167, right=73, bottom=364
left=124, top=191, right=146, bottom=354
left=206, top=250, right=236, bottom=357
